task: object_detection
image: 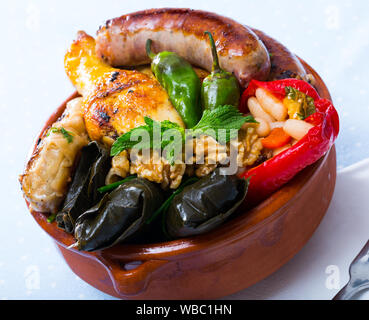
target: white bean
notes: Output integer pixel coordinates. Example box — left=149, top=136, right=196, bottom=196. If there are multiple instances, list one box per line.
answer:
left=283, top=119, right=314, bottom=140
left=269, top=121, right=285, bottom=130
left=247, top=97, right=275, bottom=122
left=255, top=88, right=287, bottom=121
left=254, top=117, right=270, bottom=137
left=273, top=144, right=291, bottom=157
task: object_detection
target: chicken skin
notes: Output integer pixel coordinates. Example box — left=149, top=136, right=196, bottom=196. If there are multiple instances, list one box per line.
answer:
left=65, top=31, right=184, bottom=144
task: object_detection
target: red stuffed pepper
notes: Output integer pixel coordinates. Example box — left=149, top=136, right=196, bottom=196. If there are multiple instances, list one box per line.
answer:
left=238, top=79, right=339, bottom=205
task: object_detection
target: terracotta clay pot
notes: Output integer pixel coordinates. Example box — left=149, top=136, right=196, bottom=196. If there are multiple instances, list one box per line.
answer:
left=25, top=45, right=336, bottom=300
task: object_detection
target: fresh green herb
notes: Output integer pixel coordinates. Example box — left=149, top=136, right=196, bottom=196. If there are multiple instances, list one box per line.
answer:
left=110, top=123, right=151, bottom=156
left=285, top=86, right=316, bottom=120
left=47, top=127, right=74, bottom=143
left=146, top=177, right=200, bottom=225
left=47, top=213, right=56, bottom=223
left=190, top=105, right=257, bottom=144
left=110, top=117, right=185, bottom=157
left=97, top=175, right=137, bottom=193
left=111, top=105, right=256, bottom=164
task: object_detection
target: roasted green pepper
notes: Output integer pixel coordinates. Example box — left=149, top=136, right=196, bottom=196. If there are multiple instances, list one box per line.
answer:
left=201, top=31, right=240, bottom=110
left=146, top=39, right=202, bottom=128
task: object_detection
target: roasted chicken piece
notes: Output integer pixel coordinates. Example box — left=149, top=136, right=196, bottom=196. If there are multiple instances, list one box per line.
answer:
left=20, top=31, right=193, bottom=213
left=20, top=98, right=89, bottom=213
left=65, top=31, right=185, bottom=144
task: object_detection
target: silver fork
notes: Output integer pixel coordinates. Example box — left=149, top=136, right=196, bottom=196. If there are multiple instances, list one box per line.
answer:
left=333, top=240, right=369, bottom=300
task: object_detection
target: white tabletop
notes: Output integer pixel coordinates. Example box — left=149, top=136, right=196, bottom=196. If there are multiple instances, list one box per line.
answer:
left=0, top=0, right=368, bottom=299
left=226, top=159, right=369, bottom=300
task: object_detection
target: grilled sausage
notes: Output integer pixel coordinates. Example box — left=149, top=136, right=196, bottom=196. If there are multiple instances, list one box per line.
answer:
left=96, top=8, right=271, bottom=88
left=251, top=28, right=310, bottom=82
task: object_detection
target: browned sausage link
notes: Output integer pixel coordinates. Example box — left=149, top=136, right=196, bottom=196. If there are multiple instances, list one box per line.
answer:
left=96, top=8, right=271, bottom=88
left=251, top=28, right=309, bottom=82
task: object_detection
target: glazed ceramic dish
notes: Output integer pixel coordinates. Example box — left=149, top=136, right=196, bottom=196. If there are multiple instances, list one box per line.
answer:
left=26, top=62, right=336, bottom=300
left=21, top=9, right=338, bottom=299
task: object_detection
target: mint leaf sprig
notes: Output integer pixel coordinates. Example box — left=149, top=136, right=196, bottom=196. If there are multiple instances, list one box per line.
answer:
left=190, top=105, right=257, bottom=143
left=110, top=105, right=257, bottom=164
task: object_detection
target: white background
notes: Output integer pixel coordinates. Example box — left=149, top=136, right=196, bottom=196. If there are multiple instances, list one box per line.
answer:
left=0, top=0, right=368, bottom=299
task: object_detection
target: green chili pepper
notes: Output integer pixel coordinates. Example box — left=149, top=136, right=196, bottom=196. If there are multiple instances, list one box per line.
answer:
left=201, top=31, right=240, bottom=110
left=146, top=39, right=202, bottom=128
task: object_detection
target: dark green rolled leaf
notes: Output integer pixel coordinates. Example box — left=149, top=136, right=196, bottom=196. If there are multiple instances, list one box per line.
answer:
left=166, top=168, right=248, bottom=238
left=56, top=141, right=111, bottom=233
left=74, top=178, right=164, bottom=251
